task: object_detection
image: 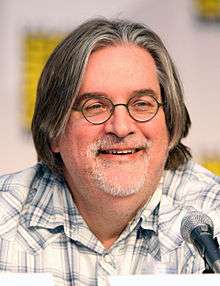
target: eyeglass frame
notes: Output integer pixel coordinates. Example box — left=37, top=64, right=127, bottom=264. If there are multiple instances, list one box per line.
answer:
left=73, top=94, right=164, bottom=125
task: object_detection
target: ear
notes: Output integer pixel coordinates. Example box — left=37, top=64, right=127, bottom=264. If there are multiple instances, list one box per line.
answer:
left=50, top=137, right=60, bottom=153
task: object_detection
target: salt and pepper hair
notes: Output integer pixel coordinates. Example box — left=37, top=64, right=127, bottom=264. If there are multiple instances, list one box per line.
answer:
left=31, top=18, right=191, bottom=174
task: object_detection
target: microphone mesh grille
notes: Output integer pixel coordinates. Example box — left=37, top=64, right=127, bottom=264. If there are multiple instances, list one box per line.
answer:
left=180, top=211, right=213, bottom=243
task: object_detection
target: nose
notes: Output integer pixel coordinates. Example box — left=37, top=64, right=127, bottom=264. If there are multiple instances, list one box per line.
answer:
left=103, top=105, right=136, bottom=138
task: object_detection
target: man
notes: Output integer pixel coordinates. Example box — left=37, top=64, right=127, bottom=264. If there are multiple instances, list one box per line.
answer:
left=0, top=18, right=220, bottom=285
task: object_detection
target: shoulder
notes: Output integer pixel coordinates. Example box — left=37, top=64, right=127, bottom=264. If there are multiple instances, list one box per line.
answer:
left=163, top=160, right=220, bottom=203
left=0, top=164, right=43, bottom=238
left=0, top=165, right=39, bottom=185
left=0, top=165, right=40, bottom=201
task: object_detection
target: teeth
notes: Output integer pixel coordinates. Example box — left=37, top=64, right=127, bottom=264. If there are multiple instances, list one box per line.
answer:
left=102, top=149, right=136, bottom=155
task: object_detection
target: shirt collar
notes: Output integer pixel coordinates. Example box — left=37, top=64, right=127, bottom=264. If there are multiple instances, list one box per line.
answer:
left=129, top=171, right=196, bottom=254
left=139, top=176, right=163, bottom=232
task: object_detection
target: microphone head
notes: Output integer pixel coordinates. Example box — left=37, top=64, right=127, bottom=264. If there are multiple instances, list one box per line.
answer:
left=180, top=211, right=214, bottom=243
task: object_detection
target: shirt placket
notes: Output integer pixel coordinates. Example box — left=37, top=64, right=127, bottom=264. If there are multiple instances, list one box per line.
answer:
left=97, top=252, right=118, bottom=286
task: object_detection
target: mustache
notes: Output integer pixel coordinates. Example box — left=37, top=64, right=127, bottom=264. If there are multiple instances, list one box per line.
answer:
left=89, top=134, right=151, bottom=153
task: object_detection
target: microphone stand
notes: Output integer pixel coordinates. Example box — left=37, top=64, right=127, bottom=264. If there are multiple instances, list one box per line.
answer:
left=203, top=261, right=214, bottom=274
left=200, top=236, right=220, bottom=274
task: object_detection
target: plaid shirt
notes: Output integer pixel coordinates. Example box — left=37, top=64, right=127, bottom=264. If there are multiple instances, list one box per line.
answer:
left=0, top=160, right=220, bottom=286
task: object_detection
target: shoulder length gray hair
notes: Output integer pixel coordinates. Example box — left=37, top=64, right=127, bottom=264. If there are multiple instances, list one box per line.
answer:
left=31, top=18, right=191, bottom=174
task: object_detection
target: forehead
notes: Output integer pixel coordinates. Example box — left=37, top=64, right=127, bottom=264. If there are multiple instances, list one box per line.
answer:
left=78, top=44, right=160, bottom=100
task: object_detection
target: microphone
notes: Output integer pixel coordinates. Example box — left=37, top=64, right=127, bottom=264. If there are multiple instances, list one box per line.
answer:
left=180, top=211, right=220, bottom=273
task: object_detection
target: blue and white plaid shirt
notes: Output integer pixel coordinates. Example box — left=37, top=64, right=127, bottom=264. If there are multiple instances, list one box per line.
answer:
left=0, top=160, right=220, bottom=286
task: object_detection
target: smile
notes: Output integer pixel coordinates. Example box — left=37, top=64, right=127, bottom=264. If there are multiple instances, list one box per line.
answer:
left=98, top=147, right=144, bottom=155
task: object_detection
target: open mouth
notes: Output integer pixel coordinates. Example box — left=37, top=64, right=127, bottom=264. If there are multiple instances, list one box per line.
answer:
left=98, top=147, right=144, bottom=155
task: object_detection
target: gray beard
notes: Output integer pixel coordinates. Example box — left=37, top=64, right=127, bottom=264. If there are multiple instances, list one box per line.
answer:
left=88, top=159, right=148, bottom=197
left=84, top=136, right=153, bottom=197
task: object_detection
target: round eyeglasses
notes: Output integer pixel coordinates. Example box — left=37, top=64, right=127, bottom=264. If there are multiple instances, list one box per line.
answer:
left=74, top=94, right=163, bottom=125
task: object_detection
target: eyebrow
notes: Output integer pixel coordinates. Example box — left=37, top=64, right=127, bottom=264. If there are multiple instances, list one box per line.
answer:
left=133, top=88, right=159, bottom=98
left=73, top=92, right=107, bottom=108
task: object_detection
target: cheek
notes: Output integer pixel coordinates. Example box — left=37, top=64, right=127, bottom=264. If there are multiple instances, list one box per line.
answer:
left=154, top=124, right=169, bottom=144
left=146, top=116, right=168, bottom=136
left=142, top=116, right=169, bottom=152
left=59, top=121, right=100, bottom=162
left=61, top=130, right=85, bottom=157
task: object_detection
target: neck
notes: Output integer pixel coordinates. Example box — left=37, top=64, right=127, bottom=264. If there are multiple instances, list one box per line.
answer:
left=70, top=185, right=150, bottom=248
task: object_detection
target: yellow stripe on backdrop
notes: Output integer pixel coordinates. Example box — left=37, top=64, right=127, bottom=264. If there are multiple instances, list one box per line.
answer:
left=22, top=32, right=65, bottom=131
left=201, top=156, right=220, bottom=176
left=195, top=0, right=220, bottom=20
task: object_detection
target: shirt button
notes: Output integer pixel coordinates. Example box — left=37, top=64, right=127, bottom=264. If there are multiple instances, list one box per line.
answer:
left=119, top=245, right=125, bottom=252
left=103, top=254, right=112, bottom=264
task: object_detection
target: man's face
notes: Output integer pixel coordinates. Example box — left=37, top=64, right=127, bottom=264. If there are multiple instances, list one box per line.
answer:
left=52, top=44, right=169, bottom=199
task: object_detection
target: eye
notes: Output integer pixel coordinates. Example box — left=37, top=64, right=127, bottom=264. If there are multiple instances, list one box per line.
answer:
left=83, top=99, right=108, bottom=116
left=128, top=95, right=158, bottom=117
left=86, top=102, right=103, bottom=110
left=136, top=100, right=149, bottom=107
left=132, top=99, right=154, bottom=110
